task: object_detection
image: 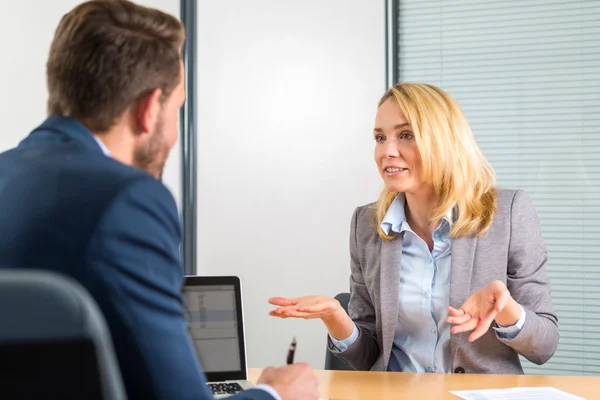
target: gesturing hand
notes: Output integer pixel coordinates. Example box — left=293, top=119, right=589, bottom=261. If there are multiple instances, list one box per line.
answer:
left=268, top=296, right=342, bottom=320
left=446, top=280, right=522, bottom=342
left=269, top=295, right=356, bottom=341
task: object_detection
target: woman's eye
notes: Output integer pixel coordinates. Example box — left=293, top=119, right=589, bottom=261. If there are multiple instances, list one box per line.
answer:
left=375, top=135, right=385, bottom=143
left=399, top=132, right=414, bottom=140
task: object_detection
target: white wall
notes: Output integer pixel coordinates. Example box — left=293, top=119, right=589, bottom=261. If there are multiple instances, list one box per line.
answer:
left=196, top=0, right=385, bottom=368
left=0, top=0, right=181, bottom=208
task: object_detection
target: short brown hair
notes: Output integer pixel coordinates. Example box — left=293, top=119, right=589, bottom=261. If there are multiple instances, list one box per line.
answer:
left=46, top=0, right=185, bottom=132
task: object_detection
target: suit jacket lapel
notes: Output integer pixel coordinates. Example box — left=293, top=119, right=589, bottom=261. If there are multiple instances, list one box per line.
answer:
left=449, top=235, right=477, bottom=309
left=379, top=233, right=402, bottom=370
left=449, top=235, right=477, bottom=359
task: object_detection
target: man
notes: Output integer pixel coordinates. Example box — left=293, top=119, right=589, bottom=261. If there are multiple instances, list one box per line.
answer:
left=0, top=1, right=318, bottom=399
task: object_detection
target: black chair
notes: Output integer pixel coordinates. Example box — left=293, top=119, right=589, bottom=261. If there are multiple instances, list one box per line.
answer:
left=0, top=270, right=126, bottom=399
left=324, top=292, right=356, bottom=371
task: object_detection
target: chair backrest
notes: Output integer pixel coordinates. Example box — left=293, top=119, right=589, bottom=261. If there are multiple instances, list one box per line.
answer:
left=0, top=269, right=126, bottom=399
left=324, top=292, right=356, bottom=371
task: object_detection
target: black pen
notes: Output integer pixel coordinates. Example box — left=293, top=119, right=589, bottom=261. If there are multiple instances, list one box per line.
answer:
left=286, top=337, right=296, bottom=364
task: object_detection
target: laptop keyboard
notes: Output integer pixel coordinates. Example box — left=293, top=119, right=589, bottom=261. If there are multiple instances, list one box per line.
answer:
left=208, top=382, right=244, bottom=395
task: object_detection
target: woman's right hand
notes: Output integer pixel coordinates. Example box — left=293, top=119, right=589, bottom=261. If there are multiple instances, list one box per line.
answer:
left=268, top=295, right=342, bottom=320
left=268, top=295, right=356, bottom=340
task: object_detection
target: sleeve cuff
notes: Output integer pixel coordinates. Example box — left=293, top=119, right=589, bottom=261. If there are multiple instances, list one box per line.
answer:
left=493, top=304, right=527, bottom=339
left=254, top=384, right=281, bottom=400
left=328, top=323, right=359, bottom=352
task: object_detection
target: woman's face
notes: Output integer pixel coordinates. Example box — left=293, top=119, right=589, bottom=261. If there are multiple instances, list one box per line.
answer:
left=373, top=98, right=425, bottom=194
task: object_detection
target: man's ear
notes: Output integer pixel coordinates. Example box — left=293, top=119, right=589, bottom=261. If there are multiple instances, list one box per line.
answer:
left=135, top=88, right=163, bottom=134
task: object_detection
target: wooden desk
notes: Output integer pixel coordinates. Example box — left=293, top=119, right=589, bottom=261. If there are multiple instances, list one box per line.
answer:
left=249, top=368, right=600, bottom=399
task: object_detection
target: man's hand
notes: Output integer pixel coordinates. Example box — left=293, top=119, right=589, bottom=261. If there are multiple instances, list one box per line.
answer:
left=446, top=280, right=522, bottom=342
left=257, top=363, right=319, bottom=400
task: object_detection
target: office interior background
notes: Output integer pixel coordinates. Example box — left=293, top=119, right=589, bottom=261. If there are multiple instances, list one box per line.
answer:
left=0, top=0, right=598, bottom=376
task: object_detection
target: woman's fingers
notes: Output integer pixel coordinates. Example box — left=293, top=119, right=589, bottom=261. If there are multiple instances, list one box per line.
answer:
left=268, top=296, right=337, bottom=320
left=446, top=312, right=472, bottom=325
left=270, top=305, right=302, bottom=314
left=268, top=311, right=289, bottom=318
left=447, top=306, right=468, bottom=317
left=468, top=310, right=498, bottom=342
left=269, top=303, right=324, bottom=318
left=270, top=308, right=323, bottom=319
left=268, top=297, right=298, bottom=306
left=269, top=308, right=287, bottom=317
left=269, top=310, right=301, bottom=319
left=297, top=299, right=337, bottom=313
left=296, top=304, right=325, bottom=313
left=447, top=306, right=462, bottom=315
left=479, top=309, right=498, bottom=331
left=285, top=310, right=323, bottom=319
left=494, top=289, right=510, bottom=313
left=450, top=317, right=478, bottom=335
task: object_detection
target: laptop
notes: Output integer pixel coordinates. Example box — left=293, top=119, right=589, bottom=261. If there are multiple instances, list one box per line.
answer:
left=182, top=276, right=255, bottom=398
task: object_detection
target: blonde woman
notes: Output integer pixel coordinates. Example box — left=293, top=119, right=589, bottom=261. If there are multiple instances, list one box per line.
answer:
left=269, top=83, right=558, bottom=374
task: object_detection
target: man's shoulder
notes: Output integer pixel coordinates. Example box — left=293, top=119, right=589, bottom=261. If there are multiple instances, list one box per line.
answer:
left=0, top=140, right=176, bottom=242
left=1, top=135, right=148, bottom=197
left=48, top=145, right=174, bottom=213
left=101, top=175, right=179, bottom=226
left=58, top=154, right=171, bottom=222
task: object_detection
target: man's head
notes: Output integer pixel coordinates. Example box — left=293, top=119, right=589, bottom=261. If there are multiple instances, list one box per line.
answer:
left=46, top=0, right=186, bottom=178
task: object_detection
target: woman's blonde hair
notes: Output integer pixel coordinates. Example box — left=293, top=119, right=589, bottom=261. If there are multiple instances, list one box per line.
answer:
left=375, top=83, right=497, bottom=240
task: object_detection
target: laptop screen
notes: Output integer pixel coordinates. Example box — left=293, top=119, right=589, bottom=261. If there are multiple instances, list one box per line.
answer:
left=182, top=276, right=248, bottom=382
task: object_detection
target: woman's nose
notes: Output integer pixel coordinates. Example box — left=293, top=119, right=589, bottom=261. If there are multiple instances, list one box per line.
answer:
left=382, top=140, right=400, bottom=158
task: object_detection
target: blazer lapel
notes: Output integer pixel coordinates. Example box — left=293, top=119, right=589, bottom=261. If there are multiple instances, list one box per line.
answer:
left=449, top=235, right=477, bottom=307
left=379, top=233, right=402, bottom=370
left=449, top=235, right=477, bottom=360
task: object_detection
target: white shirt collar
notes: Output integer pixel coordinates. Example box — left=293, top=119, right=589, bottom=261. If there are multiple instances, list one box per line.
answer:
left=380, top=193, right=454, bottom=235
left=93, top=136, right=111, bottom=157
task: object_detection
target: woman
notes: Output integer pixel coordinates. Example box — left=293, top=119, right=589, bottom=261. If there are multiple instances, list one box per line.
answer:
left=269, top=83, right=558, bottom=374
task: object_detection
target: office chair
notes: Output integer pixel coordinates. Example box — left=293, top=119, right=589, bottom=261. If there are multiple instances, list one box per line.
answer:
left=0, top=270, right=126, bottom=399
left=324, top=292, right=356, bottom=371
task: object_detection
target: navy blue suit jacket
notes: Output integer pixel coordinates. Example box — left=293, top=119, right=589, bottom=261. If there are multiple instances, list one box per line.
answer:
left=0, top=116, right=272, bottom=400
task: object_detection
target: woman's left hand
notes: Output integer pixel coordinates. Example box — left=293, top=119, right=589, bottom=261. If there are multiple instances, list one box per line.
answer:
left=446, top=280, right=522, bottom=342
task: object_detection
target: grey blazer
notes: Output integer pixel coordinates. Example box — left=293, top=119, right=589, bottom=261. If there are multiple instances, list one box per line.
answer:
left=330, top=188, right=559, bottom=374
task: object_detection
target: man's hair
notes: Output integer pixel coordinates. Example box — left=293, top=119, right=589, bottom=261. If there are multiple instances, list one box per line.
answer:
left=46, top=0, right=185, bottom=132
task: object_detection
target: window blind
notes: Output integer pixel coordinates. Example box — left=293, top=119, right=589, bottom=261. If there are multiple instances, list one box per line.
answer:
left=397, top=0, right=600, bottom=375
